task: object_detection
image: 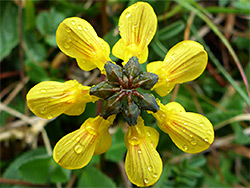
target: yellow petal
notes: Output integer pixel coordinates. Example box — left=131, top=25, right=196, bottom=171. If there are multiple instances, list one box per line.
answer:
left=56, top=17, right=111, bottom=73
left=53, top=115, right=116, bottom=169
left=113, top=2, right=157, bottom=64
left=124, top=117, right=162, bottom=187
left=153, top=102, right=214, bottom=154
left=147, top=41, right=208, bottom=96
left=94, top=115, right=116, bottom=155
left=26, top=80, right=97, bottom=119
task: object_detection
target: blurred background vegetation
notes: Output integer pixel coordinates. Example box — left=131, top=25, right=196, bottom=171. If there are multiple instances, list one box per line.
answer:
left=0, top=0, right=250, bottom=187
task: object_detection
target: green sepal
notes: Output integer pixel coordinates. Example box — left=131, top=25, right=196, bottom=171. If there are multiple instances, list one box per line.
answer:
left=123, top=101, right=141, bottom=126
left=104, top=62, right=123, bottom=82
left=134, top=72, right=159, bottom=90
left=101, top=93, right=123, bottom=119
left=90, top=81, right=119, bottom=99
left=123, top=56, right=141, bottom=78
left=135, top=93, right=159, bottom=112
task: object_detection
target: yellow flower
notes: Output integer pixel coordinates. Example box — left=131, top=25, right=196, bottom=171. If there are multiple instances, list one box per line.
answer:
left=151, top=101, right=214, bottom=154
left=26, top=2, right=214, bottom=187
left=26, top=80, right=98, bottom=119
left=125, top=116, right=162, bottom=187
left=147, top=40, right=208, bottom=97
left=53, top=115, right=116, bottom=169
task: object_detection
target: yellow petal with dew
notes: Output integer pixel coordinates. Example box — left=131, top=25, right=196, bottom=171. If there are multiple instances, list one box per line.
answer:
left=152, top=101, right=214, bottom=154
left=56, top=17, right=111, bottom=73
left=147, top=41, right=208, bottom=96
left=94, top=115, right=116, bottom=155
left=53, top=115, right=116, bottom=169
left=113, top=2, right=157, bottom=64
left=124, top=117, right=162, bottom=187
left=26, top=80, right=97, bottom=119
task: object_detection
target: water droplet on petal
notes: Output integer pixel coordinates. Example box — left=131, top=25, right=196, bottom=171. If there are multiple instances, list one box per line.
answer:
left=129, top=137, right=141, bottom=145
left=40, top=89, right=46, bottom=93
left=184, top=122, right=187, bottom=125
left=147, top=130, right=151, bottom=137
left=182, top=129, right=186, bottom=133
left=71, top=21, right=75, bottom=25
left=134, top=4, right=139, bottom=9
left=78, top=25, right=83, bottom=30
left=138, top=149, right=142, bottom=154
left=148, top=166, right=153, bottom=172
left=204, top=138, right=209, bottom=142
left=191, top=140, right=197, bottom=145
left=143, top=178, right=149, bottom=184
left=40, top=108, right=46, bottom=114
left=76, top=136, right=81, bottom=142
left=47, top=114, right=53, bottom=119
left=125, top=12, right=131, bottom=18
left=183, top=42, right=187, bottom=46
left=207, top=130, right=212, bottom=135
left=84, top=27, right=88, bottom=32
left=66, top=38, right=72, bottom=43
left=64, top=43, right=70, bottom=49
left=189, top=134, right=193, bottom=138
left=66, top=27, right=71, bottom=32
left=74, top=144, right=84, bottom=154
left=183, top=145, right=188, bottom=151
left=171, top=53, right=177, bottom=60
left=153, top=173, right=158, bottom=178
left=200, top=122, right=204, bottom=127
left=78, top=107, right=83, bottom=112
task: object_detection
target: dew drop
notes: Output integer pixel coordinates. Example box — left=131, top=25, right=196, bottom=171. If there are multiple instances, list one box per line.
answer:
left=183, top=42, right=187, bottom=46
left=66, top=38, right=72, bottom=43
left=125, top=12, right=131, bottom=18
left=153, top=173, right=158, bottom=178
left=190, top=140, right=197, bottom=145
left=78, top=25, right=82, bottom=30
left=64, top=43, right=70, bottom=49
left=183, top=145, right=188, bottom=151
left=147, top=130, right=151, bottom=137
left=134, top=4, right=139, bottom=9
left=149, top=28, right=154, bottom=34
left=74, top=144, right=84, bottom=154
left=204, top=138, right=209, bottom=142
left=40, top=89, right=46, bottom=93
left=66, top=27, right=71, bottom=32
left=40, top=108, right=46, bottom=114
left=207, top=130, right=212, bottom=135
left=184, top=122, right=187, bottom=125
left=147, top=166, right=153, bottom=172
left=76, top=136, right=81, bottom=142
left=71, top=21, right=76, bottom=25
left=171, top=53, right=177, bottom=60
left=143, top=178, right=149, bottom=184
left=47, top=114, right=53, bottom=119
left=165, top=78, right=169, bottom=82
left=138, top=149, right=142, bottom=154
left=129, top=136, right=141, bottom=145
left=182, top=129, right=186, bottom=133
left=189, top=134, right=193, bottom=138
left=84, top=27, right=88, bottom=32
left=200, top=122, right=204, bottom=127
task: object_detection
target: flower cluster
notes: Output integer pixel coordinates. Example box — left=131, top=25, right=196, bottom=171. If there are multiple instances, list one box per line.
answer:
left=26, top=2, right=214, bottom=187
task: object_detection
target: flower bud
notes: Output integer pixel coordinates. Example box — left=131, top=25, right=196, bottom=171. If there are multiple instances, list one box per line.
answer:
left=123, top=56, right=141, bottom=78
left=90, top=81, right=119, bottom=99
left=123, top=101, right=141, bottom=126
left=135, top=93, right=159, bottom=112
left=104, top=62, right=123, bottom=82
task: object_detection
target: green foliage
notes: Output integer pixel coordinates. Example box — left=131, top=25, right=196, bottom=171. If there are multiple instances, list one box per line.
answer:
left=0, top=1, right=19, bottom=61
left=77, top=167, right=116, bottom=187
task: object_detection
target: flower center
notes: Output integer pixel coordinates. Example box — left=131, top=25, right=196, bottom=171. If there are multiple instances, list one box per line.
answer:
left=90, top=56, right=159, bottom=125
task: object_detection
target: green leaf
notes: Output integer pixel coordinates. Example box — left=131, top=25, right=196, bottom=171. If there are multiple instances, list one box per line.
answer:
left=36, top=8, right=65, bottom=46
left=19, top=155, right=51, bottom=184
left=0, top=1, right=19, bottom=61
left=23, top=32, right=47, bottom=63
left=106, top=128, right=126, bottom=162
left=158, top=21, right=185, bottom=40
left=188, top=156, right=206, bottom=168
left=3, top=148, right=47, bottom=187
left=151, top=38, right=168, bottom=59
left=77, top=167, right=116, bottom=187
left=232, top=123, right=250, bottom=145
left=25, top=60, right=49, bottom=82
left=50, top=161, right=71, bottom=183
